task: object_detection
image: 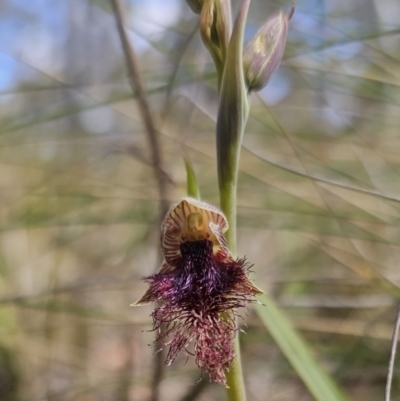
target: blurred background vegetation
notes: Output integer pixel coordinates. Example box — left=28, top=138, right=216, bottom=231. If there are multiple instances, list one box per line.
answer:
left=1, top=0, right=400, bottom=400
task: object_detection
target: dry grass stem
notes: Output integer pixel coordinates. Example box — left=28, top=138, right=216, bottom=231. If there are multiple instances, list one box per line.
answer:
left=385, top=303, right=400, bottom=401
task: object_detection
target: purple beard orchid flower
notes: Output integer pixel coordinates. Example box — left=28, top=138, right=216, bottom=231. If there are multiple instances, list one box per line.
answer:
left=133, top=198, right=262, bottom=386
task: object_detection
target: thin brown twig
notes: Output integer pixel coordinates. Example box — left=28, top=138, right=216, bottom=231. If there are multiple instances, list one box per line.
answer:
left=110, top=1, right=172, bottom=400
left=110, top=0, right=170, bottom=220
left=385, top=303, right=400, bottom=401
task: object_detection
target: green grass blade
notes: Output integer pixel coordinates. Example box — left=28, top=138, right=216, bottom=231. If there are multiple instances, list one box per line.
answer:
left=254, top=292, right=353, bottom=401
left=184, top=157, right=200, bottom=200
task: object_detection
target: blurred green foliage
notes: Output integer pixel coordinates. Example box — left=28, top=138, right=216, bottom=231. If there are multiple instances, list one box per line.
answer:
left=0, top=0, right=400, bottom=400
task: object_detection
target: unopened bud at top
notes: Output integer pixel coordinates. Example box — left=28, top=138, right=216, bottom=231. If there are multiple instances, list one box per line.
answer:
left=185, top=0, right=205, bottom=14
left=200, top=0, right=231, bottom=80
left=243, top=7, right=294, bottom=92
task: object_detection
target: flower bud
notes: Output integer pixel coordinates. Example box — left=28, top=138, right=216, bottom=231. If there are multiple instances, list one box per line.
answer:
left=243, top=6, right=294, bottom=92
left=200, top=0, right=231, bottom=80
left=185, top=0, right=204, bottom=14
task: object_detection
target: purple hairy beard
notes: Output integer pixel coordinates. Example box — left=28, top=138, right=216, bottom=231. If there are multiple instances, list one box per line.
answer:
left=142, top=239, right=257, bottom=386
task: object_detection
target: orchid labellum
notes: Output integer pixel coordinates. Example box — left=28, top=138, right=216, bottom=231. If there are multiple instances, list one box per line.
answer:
left=134, top=198, right=262, bottom=386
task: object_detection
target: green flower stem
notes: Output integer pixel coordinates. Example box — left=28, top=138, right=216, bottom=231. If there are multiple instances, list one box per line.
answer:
left=220, top=175, right=246, bottom=401
left=220, top=180, right=237, bottom=254
left=219, top=120, right=248, bottom=401
left=217, top=0, right=250, bottom=401
left=225, top=333, right=246, bottom=401
left=219, top=108, right=249, bottom=400
left=216, top=2, right=250, bottom=399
